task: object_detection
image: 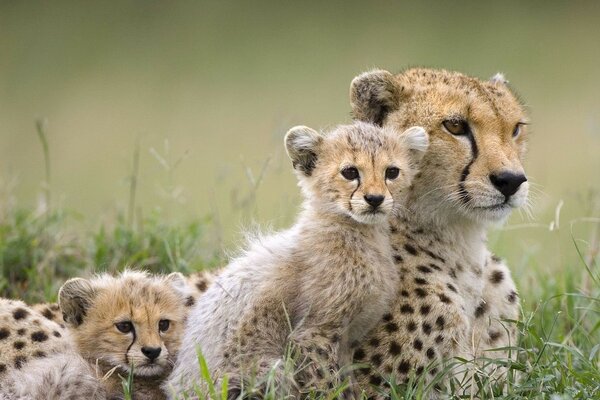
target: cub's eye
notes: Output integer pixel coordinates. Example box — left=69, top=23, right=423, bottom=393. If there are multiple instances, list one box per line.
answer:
left=385, top=167, right=400, bottom=180
left=158, top=319, right=170, bottom=332
left=442, top=119, right=469, bottom=135
left=115, top=321, right=133, bottom=334
left=512, top=123, right=524, bottom=138
left=341, top=167, right=359, bottom=180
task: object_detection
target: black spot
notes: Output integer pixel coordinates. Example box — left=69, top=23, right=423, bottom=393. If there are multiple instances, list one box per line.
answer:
left=16, top=328, right=26, bottom=336
left=14, top=356, right=26, bottom=369
left=53, top=331, right=61, bottom=338
left=507, top=290, right=518, bottom=303
left=435, top=316, right=445, bottom=329
left=13, top=341, right=25, bottom=350
left=417, top=265, right=432, bottom=274
left=382, top=313, right=393, bottom=322
left=397, top=360, right=410, bottom=374
left=420, top=305, right=431, bottom=315
left=489, top=331, right=502, bottom=342
left=400, top=304, right=414, bottom=314
left=400, top=290, right=410, bottom=298
left=13, top=308, right=29, bottom=320
left=0, top=328, right=9, bottom=340
left=41, top=309, right=54, bottom=320
left=426, top=348, right=435, bottom=360
left=429, top=263, right=442, bottom=271
left=369, top=337, right=380, bottom=347
left=31, top=331, right=48, bottom=342
left=394, top=254, right=403, bottom=263
left=354, top=348, right=365, bottom=361
left=384, top=322, right=399, bottom=333
left=369, top=374, right=383, bottom=386
left=185, top=296, right=196, bottom=307
left=424, top=249, right=444, bottom=263
left=331, top=332, right=341, bottom=343
left=389, top=341, right=401, bottom=355
left=429, top=367, right=438, bottom=376
left=446, top=283, right=457, bottom=293
left=0, top=364, right=5, bottom=374
left=490, top=270, right=504, bottom=284
left=422, top=323, right=432, bottom=335
left=407, top=321, right=417, bottom=332
left=415, top=288, right=428, bottom=298
left=370, top=353, right=383, bottom=366
left=413, top=339, right=423, bottom=351
left=404, top=244, right=418, bottom=256
left=195, top=280, right=208, bottom=292
left=438, top=294, right=452, bottom=304
left=449, top=268, right=457, bottom=279
left=491, top=254, right=503, bottom=263
left=435, top=335, right=444, bottom=344
left=33, top=351, right=46, bottom=358
left=475, top=301, right=488, bottom=318
left=414, top=277, right=427, bottom=285
left=416, top=366, right=424, bottom=375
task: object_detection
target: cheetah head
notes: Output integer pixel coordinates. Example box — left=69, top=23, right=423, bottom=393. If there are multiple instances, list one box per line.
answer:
left=350, top=68, right=529, bottom=225
left=58, top=270, right=190, bottom=378
left=285, top=122, right=428, bottom=225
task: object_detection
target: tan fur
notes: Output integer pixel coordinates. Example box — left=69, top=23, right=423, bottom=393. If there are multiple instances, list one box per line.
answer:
left=0, top=298, right=106, bottom=399
left=59, top=270, right=192, bottom=400
left=166, top=122, right=429, bottom=398
left=349, top=68, right=527, bottom=398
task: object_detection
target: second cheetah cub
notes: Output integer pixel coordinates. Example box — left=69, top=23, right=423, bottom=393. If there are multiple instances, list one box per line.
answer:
left=167, top=122, right=429, bottom=398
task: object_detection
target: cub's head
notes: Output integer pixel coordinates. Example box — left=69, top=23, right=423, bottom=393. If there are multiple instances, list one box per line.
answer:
left=285, top=122, right=428, bottom=224
left=350, top=68, right=529, bottom=224
left=59, top=270, right=190, bottom=378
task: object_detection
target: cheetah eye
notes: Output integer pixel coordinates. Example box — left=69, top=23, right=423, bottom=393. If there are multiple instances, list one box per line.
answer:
left=442, top=119, right=469, bottom=136
left=115, top=321, right=134, bottom=334
left=385, top=167, right=400, bottom=180
left=158, top=319, right=170, bottom=332
left=512, top=123, right=525, bottom=138
left=341, top=166, right=359, bottom=180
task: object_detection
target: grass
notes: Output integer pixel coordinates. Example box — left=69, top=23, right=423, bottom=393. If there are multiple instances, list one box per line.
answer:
left=1, top=126, right=599, bottom=399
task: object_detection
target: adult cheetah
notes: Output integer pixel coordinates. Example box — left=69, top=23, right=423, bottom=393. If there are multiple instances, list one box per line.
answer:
left=349, top=68, right=527, bottom=398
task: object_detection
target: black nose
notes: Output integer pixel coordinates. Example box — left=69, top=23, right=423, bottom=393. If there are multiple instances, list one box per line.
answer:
left=141, top=346, right=162, bottom=361
left=364, top=194, right=385, bottom=208
left=489, top=172, right=527, bottom=199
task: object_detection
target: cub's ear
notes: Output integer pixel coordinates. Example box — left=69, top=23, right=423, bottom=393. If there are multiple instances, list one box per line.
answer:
left=350, top=69, right=401, bottom=126
left=490, top=72, right=508, bottom=85
left=58, top=278, right=97, bottom=327
left=285, top=126, right=323, bottom=176
left=400, top=126, right=429, bottom=165
left=165, top=272, right=187, bottom=290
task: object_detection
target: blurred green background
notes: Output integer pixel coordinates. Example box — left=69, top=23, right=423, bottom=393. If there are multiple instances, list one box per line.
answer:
left=1, top=1, right=599, bottom=282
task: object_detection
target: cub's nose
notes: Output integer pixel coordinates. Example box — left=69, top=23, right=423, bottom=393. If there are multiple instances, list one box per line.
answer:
left=364, top=194, right=385, bottom=208
left=489, top=172, right=527, bottom=199
left=141, top=346, right=162, bottom=361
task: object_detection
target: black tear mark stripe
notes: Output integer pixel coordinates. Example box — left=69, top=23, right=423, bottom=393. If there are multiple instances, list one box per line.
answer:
left=349, top=174, right=361, bottom=212
left=457, top=129, right=479, bottom=203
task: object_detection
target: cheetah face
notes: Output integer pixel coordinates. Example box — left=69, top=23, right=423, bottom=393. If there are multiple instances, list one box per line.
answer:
left=351, top=68, right=529, bottom=224
left=285, top=122, right=428, bottom=225
left=59, top=271, right=190, bottom=378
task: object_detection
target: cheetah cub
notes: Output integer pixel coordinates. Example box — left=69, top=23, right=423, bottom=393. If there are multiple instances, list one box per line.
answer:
left=167, top=122, right=429, bottom=398
left=59, top=270, right=193, bottom=400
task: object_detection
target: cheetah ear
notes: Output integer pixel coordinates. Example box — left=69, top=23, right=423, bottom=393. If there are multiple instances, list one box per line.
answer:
left=400, top=126, right=429, bottom=165
left=490, top=72, right=508, bottom=85
left=59, top=278, right=97, bottom=327
left=165, top=272, right=191, bottom=304
left=285, top=126, right=323, bottom=177
left=350, top=69, right=401, bottom=126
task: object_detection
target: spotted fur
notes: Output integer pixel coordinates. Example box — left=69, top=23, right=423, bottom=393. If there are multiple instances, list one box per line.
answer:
left=0, top=298, right=106, bottom=399
left=166, top=122, right=429, bottom=399
left=349, top=68, right=526, bottom=398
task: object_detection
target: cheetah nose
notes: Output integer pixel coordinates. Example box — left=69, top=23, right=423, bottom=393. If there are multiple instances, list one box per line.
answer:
left=489, top=171, right=527, bottom=199
left=141, top=346, right=162, bottom=361
left=364, top=194, right=385, bottom=208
